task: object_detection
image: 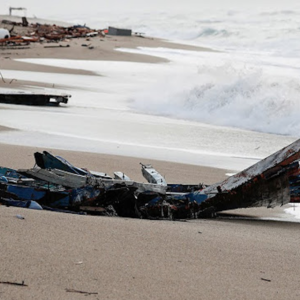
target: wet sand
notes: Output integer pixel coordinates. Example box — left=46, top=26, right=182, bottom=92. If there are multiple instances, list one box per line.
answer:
left=0, top=136, right=229, bottom=185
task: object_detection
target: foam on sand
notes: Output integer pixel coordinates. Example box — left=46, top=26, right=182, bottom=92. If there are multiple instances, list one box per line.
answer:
left=284, top=203, right=300, bottom=220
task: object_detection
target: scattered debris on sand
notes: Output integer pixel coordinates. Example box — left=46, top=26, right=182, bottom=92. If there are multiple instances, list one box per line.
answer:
left=1, top=18, right=107, bottom=48
left=0, top=14, right=137, bottom=50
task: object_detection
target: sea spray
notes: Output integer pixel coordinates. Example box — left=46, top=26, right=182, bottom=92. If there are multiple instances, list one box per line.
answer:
left=47, top=8, right=300, bottom=57
left=131, top=62, right=300, bottom=136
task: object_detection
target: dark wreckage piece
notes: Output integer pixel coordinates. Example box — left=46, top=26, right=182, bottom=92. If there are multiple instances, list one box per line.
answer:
left=1, top=139, right=300, bottom=219
left=188, top=138, right=300, bottom=217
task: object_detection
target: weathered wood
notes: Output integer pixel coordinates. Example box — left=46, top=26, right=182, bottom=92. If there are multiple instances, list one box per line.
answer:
left=0, top=280, right=28, bottom=287
left=65, top=288, right=98, bottom=295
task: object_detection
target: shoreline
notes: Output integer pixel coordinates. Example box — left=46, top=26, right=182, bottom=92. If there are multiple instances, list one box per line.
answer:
left=1, top=15, right=300, bottom=300
left=0, top=15, right=228, bottom=181
left=0, top=13, right=214, bottom=67
left=0, top=15, right=296, bottom=207
left=0, top=14, right=214, bottom=101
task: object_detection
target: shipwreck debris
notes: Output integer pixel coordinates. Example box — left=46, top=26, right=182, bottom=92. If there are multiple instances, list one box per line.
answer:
left=114, top=171, right=131, bottom=181
left=108, top=26, right=132, bottom=36
left=0, top=28, right=10, bottom=39
left=188, top=139, right=300, bottom=217
left=260, top=278, right=271, bottom=282
left=0, top=18, right=107, bottom=46
left=1, top=139, right=300, bottom=220
left=44, top=44, right=70, bottom=48
left=141, top=163, right=167, bottom=185
left=16, top=214, right=25, bottom=220
left=9, top=7, right=27, bottom=16
left=0, top=92, right=70, bottom=106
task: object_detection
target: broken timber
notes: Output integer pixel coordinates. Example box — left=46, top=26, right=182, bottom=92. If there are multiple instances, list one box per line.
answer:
left=191, top=138, right=300, bottom=217
left=18, top=167, right=167, bottom=194
left=0, top=280, right=28, bottom=287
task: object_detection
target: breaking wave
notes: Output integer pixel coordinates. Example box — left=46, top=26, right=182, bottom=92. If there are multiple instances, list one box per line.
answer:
left=131, top=64, right=300, bottom=137
left=45, top=6, right=300, bottom=57
left=25, top=5, right=300, bottom=137
left=194, top=28, right=234, bottom=38
left=260, top=10, right=300, bottom=16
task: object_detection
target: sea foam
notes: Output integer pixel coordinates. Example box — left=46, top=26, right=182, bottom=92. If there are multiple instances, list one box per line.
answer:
left=121, top=47, right=300, bottom=137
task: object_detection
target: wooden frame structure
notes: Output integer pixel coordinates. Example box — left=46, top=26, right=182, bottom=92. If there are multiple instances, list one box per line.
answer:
left=9, top=7, right=27, bottom=16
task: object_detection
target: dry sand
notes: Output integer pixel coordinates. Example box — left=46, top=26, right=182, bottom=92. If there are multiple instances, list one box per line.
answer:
left=0, top=34, right=211, bottom=64
left=1, top=16, right=300, bottom=300
left=1, top=205, right=300, bottom=300
left=0, top=14, right=213, bottom=71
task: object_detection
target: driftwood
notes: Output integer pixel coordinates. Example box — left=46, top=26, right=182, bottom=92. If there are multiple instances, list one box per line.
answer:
left=0, top=46, right=31, bottom=50
left=261, top=278, right=271, bottom=282
left=66, top=288, right=98, bottom=295
left=0, top=280, right=28, bottom=287
left=44, top=45, right=70, bottom=48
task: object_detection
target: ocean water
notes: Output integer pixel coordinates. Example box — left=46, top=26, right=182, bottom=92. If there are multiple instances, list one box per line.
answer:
left=0, top=5, right=299, bottom=172
left=38, top=7, right=300, bottom=136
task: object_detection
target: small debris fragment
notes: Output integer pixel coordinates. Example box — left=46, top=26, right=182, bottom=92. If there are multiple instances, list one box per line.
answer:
left=16, top=214, right=25, bottom=220
left=0, top=280, right=28, bottom=287
left=66, top=288, right=98, bottom=295
left=44, top=44, right=70, bottom=48
left=261, top=278, right=271, bottom=282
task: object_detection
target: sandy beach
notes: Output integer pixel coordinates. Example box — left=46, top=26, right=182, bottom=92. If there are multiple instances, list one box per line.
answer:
left=1, top=15, right=300, bottom=300
left=0, top=14, right=212, bottom=75
left=1, top=204, right=300, bottom=300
